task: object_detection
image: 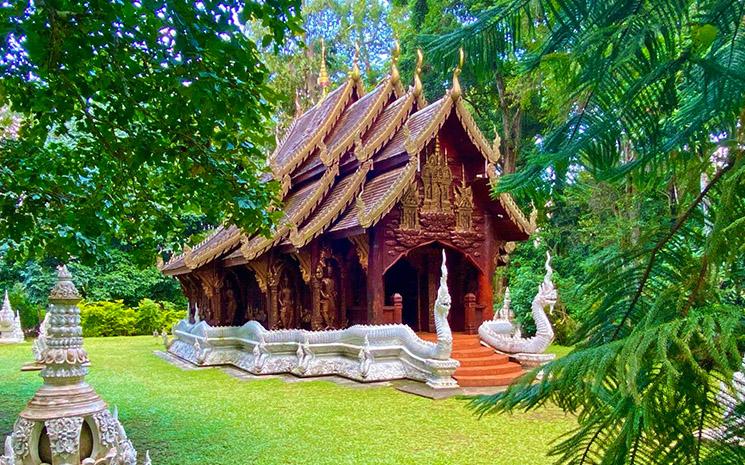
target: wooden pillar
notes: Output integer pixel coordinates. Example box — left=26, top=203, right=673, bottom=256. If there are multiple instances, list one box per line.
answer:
left=367, top=225, right=384, bottom=325
left=480, top=215, right=498, bottom=321
left=267, top=273, right=279, bottom=329
left=339, top=260, right=348, bottom=327
left=310, top=242, right=322, bottom=330
left=464, top=292, right=477, bottom=334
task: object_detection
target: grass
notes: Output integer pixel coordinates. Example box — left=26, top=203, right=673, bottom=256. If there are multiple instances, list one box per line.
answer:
left=0, top=337, right=574, bottom=465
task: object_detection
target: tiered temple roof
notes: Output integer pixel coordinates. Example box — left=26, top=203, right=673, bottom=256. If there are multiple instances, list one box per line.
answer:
left=163, top=48, right=533, bottom=276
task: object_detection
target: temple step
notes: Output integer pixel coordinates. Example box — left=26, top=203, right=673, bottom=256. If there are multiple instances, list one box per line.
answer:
left=454, top=363, right=522, bottom=377
left=457, top=354, right=511, bottom=366
left=442, top=333, right=525, bottom=388
left=453, top=373, right=524, bottom=387
left=451, top=346, right=497, bottom=358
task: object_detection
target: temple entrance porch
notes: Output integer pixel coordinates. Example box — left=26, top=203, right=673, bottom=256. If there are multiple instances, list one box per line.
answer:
left=382, top=243, right=483, bottom=333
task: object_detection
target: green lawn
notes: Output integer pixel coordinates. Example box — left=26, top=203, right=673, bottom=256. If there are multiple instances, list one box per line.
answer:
left=0, top=337, right=573, bottom=465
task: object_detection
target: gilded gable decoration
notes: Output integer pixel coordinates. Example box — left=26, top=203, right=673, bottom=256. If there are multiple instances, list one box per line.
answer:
left=455, top=166, right=474, bottom=232
left=319, top=140, right=333, bottom=166
left=390, top=40, right=402, bottom=92
left=293, top=251, right=312, bottom=283
left=350, top=42, right=362, bottom=81
left=492, top=129, right=502, bottom=163
left=421, top=137, right=453, bottom=213
left=281, top=174, right=292, bottom=197
left=413, top=49, right=426, bottom=108
left=400, top=184, right=420, bottom=230
left=450, top=48, right=464, bottom=101
left=348, top=235, right=369, bottom=272
left=354, top=133, right=366, bottom=161
left=247, top=258, right=270, bottom=293
left=318, top=38, right=330, bottom=97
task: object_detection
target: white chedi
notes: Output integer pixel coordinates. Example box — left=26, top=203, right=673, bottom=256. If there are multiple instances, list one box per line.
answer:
left=0, top=290, right=23, bottom=344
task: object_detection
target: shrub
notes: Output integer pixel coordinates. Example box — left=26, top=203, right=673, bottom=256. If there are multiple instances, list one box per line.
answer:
left=79, top=299, right=186, bottom=337
left=135, top=298, right=186, bottom=335
left=7, top=283, right=44, bottom=330
left=80, top=300, right=138, bottom=337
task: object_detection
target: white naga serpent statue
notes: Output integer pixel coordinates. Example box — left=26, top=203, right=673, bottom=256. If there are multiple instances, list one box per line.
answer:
left=479, top=251, right=558, bottom=354
left=168, top=250, right=458, bottom=388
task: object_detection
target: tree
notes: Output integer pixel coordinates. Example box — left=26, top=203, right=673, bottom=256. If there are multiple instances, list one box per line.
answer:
left=0, top=1, right=301, bottom=264
left=262, top=0, right=402, bottom=134
left=426, top=1, right=745, bottom=463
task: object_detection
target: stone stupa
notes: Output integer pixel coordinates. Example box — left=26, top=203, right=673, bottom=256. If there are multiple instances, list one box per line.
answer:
left=0, top=290, right=24, bottom=344
left=0, top=266, right=151, bottom=465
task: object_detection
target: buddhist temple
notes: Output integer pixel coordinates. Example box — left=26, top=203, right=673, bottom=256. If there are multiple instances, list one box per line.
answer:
left=161, top=45, right=533, bottom=337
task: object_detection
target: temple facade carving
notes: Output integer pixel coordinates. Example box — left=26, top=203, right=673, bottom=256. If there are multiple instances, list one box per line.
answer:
left=421, top=138, right=453, bottom=213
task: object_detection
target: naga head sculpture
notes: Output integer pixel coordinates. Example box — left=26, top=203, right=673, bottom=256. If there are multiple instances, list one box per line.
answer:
left=537, top=251, right=558, bottom=313
left=436, top=250, right=452, bottom=312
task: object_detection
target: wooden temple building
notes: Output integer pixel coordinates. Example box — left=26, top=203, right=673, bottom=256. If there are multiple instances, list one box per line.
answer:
left=161, top=46, right=533, bottom=336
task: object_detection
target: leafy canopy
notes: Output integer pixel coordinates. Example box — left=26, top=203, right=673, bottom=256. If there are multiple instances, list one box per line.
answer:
left=426, top=1, right=745, bottom=464
left=0, top=0, right=301, bottom=263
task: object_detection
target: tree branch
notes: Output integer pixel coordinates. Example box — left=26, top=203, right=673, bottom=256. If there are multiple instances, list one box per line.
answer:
left=612, top=160, right=734, bottom=339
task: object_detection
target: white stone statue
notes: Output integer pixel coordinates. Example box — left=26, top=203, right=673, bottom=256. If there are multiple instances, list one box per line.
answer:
left=31, top=313, right=50, bottom=363
left=0, top=290, right=23, bottom=344
left=479, top=252, right=557, bottom=358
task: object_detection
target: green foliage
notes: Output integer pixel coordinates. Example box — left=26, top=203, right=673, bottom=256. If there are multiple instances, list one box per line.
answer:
left=80, top=301, right=138, bottom=338
left=1, top=250, right=185, bottom=314
left=135, top=299, right=186, bottom=335
left=262, top=0, right=402, bottom=134
left=6, top=283, right=42, bottom=330
left=427, top=1, right=745, bottom=464
left=0, top=1, right=301, bottom=263
left=79, top=299, right=185, bottom=337
left=0, top=337, right=574, bottom=465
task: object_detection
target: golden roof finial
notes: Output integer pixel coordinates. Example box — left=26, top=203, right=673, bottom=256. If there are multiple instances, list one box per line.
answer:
left=451, top=47, right=465, bottom=101
left=350, top=41, right=361, bottom=81
left=492, top=126, right=502, bottom=162
left=317, top=38, right=330, bottom=97
left=294, top=89, right=302, bottom=116
left=413, top=48, right=424, bottom=97
left=390, top=40, right=401, bottom=84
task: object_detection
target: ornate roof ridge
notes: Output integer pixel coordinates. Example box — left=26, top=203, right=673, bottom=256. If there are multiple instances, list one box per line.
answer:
left=240, top=162, right=340, bottom=261
left=270, top=80, right=357, bottom=178
left=321, top=77, right=394, bottom=167
left=401, top=95, right=453, bottom=157
left=357, top=158, right=418, bottom=228
left=289, top=160, right=373, bottom=249
left=453, top=98, right=498, bottom=163
left=360, top=91, right=415, bottom=161
left=183, top=225, right=243, bottom=270
left=498, top=193, right=535, bottom=235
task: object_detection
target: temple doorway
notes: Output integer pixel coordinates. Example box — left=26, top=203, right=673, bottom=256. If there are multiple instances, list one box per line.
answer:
left=383, top=243, right=480, bottom=332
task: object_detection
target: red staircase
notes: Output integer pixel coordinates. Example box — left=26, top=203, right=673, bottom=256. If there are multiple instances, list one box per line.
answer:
left=420, top=333, right=524, bottom=387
